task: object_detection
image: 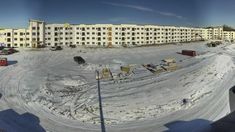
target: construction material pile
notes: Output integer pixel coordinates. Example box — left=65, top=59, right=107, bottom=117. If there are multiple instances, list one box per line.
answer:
left=143, top=58, right=178, bottom=74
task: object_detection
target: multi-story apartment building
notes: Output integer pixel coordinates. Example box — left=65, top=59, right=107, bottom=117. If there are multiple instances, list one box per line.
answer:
left=0, top=20, right=234, bottom=48
left=0, top=20, right=45, bottom=48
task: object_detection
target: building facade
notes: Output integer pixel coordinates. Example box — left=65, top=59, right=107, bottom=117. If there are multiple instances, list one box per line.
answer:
left=0, top=20, right=234, bottom=48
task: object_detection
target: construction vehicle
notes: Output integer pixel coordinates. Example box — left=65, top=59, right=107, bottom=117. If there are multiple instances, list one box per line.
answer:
left=0, top=58, right=8, bottom=66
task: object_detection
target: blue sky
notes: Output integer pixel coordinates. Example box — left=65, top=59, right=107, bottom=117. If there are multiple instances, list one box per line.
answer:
left=0, top=0, right=235, bottom=28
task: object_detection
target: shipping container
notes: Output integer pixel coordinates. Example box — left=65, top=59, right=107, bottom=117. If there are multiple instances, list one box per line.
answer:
left=182, top=50, right=197, bottom=57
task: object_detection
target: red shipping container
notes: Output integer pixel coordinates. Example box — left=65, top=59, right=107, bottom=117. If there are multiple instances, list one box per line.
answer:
left=182, top=50, right=197, bottom=57
left=0, top=58, right=8, bottom=66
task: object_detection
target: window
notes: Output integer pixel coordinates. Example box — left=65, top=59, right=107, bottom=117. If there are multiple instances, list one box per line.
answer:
left=7, top=38, right=11, bottom=42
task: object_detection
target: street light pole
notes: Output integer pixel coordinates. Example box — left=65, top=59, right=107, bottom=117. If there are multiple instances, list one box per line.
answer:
left=96, top=70, right=106, bottom=132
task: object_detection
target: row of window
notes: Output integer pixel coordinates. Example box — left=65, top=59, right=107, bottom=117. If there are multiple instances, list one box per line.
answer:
left=45, top=32, right=199, bottom=37
left=46, top=26, right=204, bottom=32
left=14, top=32, right=29, bottom=36
left=46, top=39, right=194, bottom=46
left=46, top=35, right=196, bottom=41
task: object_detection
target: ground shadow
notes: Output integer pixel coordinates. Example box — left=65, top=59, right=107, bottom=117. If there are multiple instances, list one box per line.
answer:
left=164, top=86, right=235, bottom=132
left=7, top=61, right=18, bottom=66
left=0, top=109, right=46, bottom=132
left=229, top=85, right=235, bottom=112
left=209, top=86, right=235, bottom=132
left=211, top=111, right=235, bottom=132
left=176, top=52, right=182, bottom=55
left=164, top=119, right=212, bottom=132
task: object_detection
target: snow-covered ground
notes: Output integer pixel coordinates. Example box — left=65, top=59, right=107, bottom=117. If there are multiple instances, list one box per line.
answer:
left=0, top=41, right=235, bottom=132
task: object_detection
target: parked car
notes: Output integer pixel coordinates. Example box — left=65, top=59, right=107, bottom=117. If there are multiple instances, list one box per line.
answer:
left=0, top=46, right=4, bottom=50
left=69, top=45, right=76, bottom=48
left=37, top=44, right=46, bottom=48
left=6, top=48, right=18, bottom=54
left=50, top=46, right=63, bottom=51
left=1, top=48, right=18, bottom=55
left=0, top=50, right=10, bottom=55
left=73, top=56, right=86, bottom=64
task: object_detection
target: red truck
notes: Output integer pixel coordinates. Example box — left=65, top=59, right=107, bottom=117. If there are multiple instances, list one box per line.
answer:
left=0, top=58, right=8, bottom=66
left=182, top=50, right=197, bottom=57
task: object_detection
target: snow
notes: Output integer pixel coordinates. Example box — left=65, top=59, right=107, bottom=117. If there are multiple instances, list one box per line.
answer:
left=0, top=42, right=235, bottom=132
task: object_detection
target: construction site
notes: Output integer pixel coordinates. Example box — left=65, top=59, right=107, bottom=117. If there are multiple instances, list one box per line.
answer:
left=0, top=41, right=235, bottom=132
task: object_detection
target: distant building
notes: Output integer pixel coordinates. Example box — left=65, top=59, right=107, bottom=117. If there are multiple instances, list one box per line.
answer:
left=0, top=20, right=234, bottom=48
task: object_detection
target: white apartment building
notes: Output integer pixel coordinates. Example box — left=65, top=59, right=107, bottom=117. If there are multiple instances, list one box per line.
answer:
left=0, top=20, right=234, bottom=48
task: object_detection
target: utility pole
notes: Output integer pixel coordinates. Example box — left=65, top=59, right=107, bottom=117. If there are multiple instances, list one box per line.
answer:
left=96, top=70, right=106, bottom=132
